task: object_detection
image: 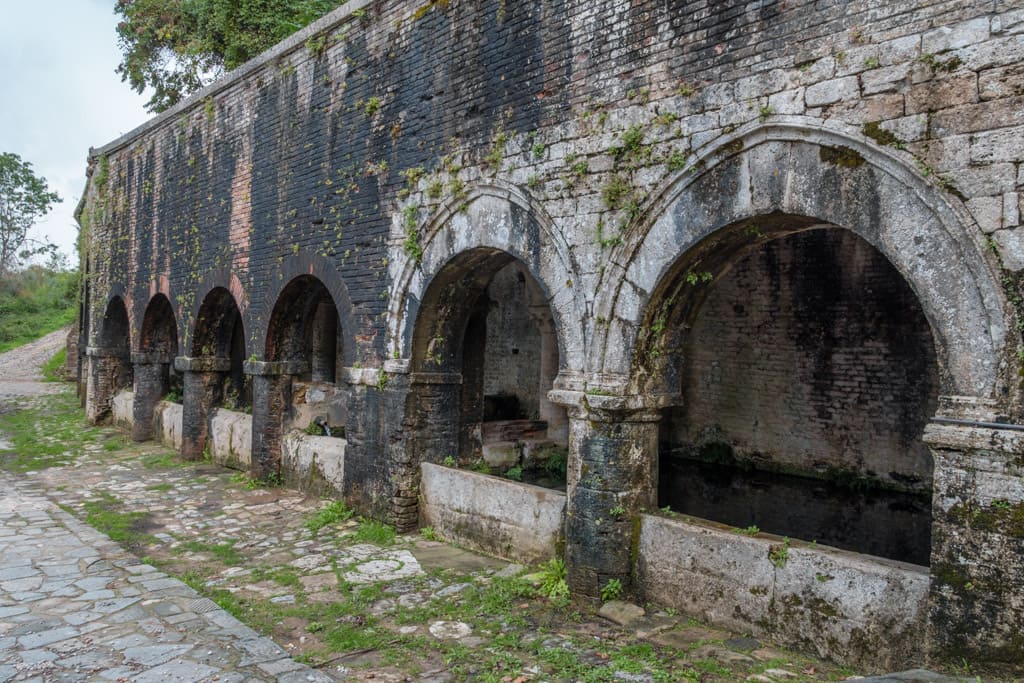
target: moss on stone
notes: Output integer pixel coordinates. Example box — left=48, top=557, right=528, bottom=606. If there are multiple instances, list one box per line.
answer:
left=819, top=145, right=866, bottom=168
left=861, top=122, right=902, bottom=148
left=947, top=500, right=1024, bottom=537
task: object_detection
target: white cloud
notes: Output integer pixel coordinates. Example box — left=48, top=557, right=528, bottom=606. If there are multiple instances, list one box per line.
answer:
left=0, top=0, right=151, bottom=268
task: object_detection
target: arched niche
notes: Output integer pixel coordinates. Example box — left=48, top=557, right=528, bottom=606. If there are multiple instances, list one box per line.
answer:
left=387, top=182, right=585, bottom=386
left=595, top=121, right=1010, bottom=402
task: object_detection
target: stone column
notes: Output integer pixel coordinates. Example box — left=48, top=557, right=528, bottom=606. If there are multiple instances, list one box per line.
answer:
left=529, top=305, right=567, bottom=442
left=923, top=397, right=1024, bottom=665
left=554, top=390, right=660, bottom=597
left=391, top=371, right=462, bottom=531
left=85, top=346, right=131, bottom=423
left=176, top=356, right=231, bottom=461
left=247, top=360, right=306, bottom=481
left=131, top=351, right=172, bottom=442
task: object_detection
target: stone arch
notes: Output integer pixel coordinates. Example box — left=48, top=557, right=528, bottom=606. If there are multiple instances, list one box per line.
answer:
left=647, top=225, right=940, bottom=563
left=253, top=253, right=357, bottom=367
left=388, top=181, right=585, bottom=384
left=132, top=293, right=181, bottom=441
left=392, top=244, right=572, bottom=530
left=86, top=293, right=133, bottom=423
left=595, top=119, right=1010, bottom=400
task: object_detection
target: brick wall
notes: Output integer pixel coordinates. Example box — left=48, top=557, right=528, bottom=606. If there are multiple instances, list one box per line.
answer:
left=482, top=262, right=543, bottom=420
left=666, top=229, right=940, bottom=490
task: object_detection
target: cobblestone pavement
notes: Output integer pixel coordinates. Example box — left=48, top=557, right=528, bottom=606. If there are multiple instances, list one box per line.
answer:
left=0, top=337, right=977, bottom=683
left=0, top=475, right=332, bottom=683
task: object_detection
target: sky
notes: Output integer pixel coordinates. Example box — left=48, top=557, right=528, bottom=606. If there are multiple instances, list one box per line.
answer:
left=0, top=0, right=152, bottom=269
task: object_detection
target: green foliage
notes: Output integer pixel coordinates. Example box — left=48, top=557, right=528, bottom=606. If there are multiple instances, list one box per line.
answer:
left=734, top=525, right=760, bottom=536
left=401, top=204, right=422, bottom=262
left=305, top=500, right=354, bottom=535
left=354, top=519, right=396, bottom=545
left=600, top=577, right=623, bottom=602
left=0, top=153, right=62, bottom=275
left=442, top=454, right=456, bottom=467
left=0, top=266, right=78, bottom=353
left=601, top=174, right=632, bottom=211
left=537, top=558, right=569, bottom=601
left=80, top=491, right=155, bottom=548
left=470, top=459, right=491, bottom=474
left=178, top=539, right=244, bottom=565
left=420, top=525, right=439, bottom=541
left=41, top=348, right=67, bottom=382
left=769, top=537, right=790, bottom=568
left=684, top=270, right=713, bottom=285
left=504, top=466, right=523, bottom=481
left=115, top=0, right=346, bottom=112
left=364, top=96, right=382, bottom=117
left=0, top=389, right=106, bottom=472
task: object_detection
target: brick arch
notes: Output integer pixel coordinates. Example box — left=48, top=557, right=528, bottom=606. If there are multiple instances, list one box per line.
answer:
left=251, top=252, right=357, bottom=367
left=98, top=292, right=132, bottom=351
left=186, top=269, right=249, bottom=354
left=191, top=286, right=246, bottom=359
left=138, top=293, right=179, bottom=356
left=594, top=119, right=1010, bottom=399
left=388, top=181, right=585, bottom=382
left=135, top=275, right=182, bottom=353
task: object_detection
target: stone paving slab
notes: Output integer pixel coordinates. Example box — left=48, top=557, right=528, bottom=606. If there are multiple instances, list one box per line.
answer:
left=0, top=474, right=333, bottom=682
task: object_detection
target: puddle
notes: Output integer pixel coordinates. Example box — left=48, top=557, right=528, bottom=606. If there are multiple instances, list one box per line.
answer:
left=659, top=456, right=931, bottom=565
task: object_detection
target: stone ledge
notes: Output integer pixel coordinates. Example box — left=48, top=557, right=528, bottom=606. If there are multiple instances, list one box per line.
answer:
left=243, top=360, right=308, bottom=376
left=175, top=356, right=232, bottom=373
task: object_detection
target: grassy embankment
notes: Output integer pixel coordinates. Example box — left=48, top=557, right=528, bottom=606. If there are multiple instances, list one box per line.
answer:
left=0, top=266, right=77, bottom=353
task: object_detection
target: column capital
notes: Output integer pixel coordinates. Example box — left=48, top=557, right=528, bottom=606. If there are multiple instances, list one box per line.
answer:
left=243, top=359, right=308, bottom=376
left=549, top=389, right=676, bottom=422
left=410, top=371, right=462, bottom=385
left=175, top=356, right=232, bottom=373
left=86, top=346, right=128, bottom=359
left=131, top=351, right=173, bottom=365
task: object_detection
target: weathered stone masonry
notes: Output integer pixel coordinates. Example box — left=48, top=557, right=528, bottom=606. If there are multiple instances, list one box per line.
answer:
left=78, top=0, right=1024, bottom=670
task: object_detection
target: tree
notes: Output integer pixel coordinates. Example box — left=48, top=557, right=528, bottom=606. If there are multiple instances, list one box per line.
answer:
left=115, top=0, right=345, bottom=113
left=0, top=153, right=61, bottom=278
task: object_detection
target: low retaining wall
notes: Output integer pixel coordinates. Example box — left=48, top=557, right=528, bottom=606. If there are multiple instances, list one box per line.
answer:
left=154, top=401, right=183, bottom=450
left=636, top=513, right=929, bottom=671
left=111, top=391, right=133, bottom=431
left=420, top=463, right=565, bottom=564
left=209, top=408, right=252, bottom=470
left=109, top=390, right=347, bottom=486
left=281, top=431, right=346, bottom=495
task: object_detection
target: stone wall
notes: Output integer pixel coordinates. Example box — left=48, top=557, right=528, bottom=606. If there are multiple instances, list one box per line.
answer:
left=77, top=0, right=1024, bottom=669
left=637, top=513, right=930, bottom=671
left=420, top=462, right=565, bottom=564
